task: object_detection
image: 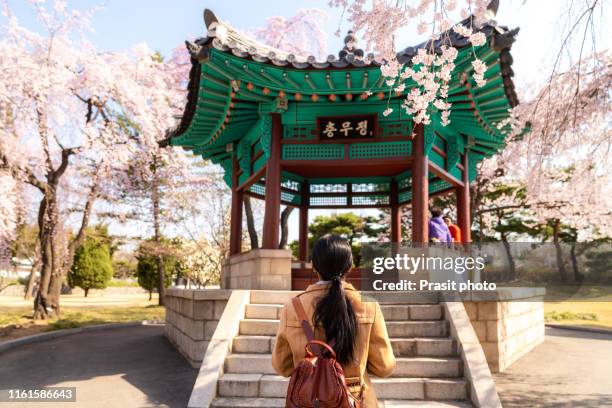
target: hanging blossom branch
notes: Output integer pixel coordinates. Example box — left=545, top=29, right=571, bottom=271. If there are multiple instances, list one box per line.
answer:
left=329, top=0, right=492, bottom=128
left=253, top=8, right=329, bottom=59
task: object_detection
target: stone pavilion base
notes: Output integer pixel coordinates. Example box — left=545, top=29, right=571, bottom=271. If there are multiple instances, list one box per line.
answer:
left=221, top=249, right=292, bottom=290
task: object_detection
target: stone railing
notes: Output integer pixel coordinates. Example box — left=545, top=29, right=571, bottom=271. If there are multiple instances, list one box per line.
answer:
left=463, top=288, right=546, bottom=372
left=164, top=288, right=232, bottom=367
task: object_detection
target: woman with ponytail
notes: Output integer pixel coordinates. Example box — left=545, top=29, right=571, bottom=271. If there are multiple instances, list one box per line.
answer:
left=272, top=234, right=395, bottom=407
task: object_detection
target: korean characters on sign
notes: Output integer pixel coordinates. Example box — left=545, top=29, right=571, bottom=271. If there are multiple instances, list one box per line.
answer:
left=318, top=115, right=376, bottom=140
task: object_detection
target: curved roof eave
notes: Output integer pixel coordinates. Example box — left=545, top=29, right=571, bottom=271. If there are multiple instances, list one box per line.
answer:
left=160, top=6, right=520, bottom=147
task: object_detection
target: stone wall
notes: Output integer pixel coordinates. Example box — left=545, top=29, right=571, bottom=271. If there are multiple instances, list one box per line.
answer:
left=164, top=288, right=232, bottom=367
left=464, top=288, right=545, bottom=372
left=221, top=249, right=292, bottom=290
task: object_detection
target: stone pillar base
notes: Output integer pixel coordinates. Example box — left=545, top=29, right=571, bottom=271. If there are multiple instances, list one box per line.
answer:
left=222, top=249, right=292, bottom=290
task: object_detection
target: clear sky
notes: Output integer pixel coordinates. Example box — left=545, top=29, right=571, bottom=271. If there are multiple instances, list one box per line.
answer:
left=4, top=0, right=610, bottom=243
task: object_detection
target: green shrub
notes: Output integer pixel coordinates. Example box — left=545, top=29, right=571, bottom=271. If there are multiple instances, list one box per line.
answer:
left=68, top=227, right=113, bottom=296
left=136, top=253, right=173, bottom=300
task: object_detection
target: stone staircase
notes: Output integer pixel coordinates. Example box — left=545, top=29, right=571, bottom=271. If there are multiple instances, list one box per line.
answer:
left=211, top=291, right=472, bottom=408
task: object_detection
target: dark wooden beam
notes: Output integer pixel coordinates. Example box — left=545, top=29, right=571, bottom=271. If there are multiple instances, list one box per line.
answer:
left=236, top=165, right=266, bottom=192
left=457, top=151, right=471, bottom=243
left=309, top=190, right=389, bottom=198
left=390, top=179, right=401, bottom=243
left=299, top=181, right=309, bottom=261
left=261, top=113, right=282, bottom=249
left=411, top=124, right=429, bottom=244
left=428, top=160, right=464, bottom=187
left=309, top=204, right=390, bottom=209
left=229, top=155, right=243, bottom=255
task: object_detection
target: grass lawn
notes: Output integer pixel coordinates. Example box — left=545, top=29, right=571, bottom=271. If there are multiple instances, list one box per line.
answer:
left=545, top=301, right=612, bottom=330
left=542, top=285, right=612, bottom=330
left=0, top=293, right=164, bottom=341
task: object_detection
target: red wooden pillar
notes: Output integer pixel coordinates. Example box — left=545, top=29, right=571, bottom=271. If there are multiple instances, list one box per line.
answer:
left=262, top=114, right=282, bottom=249
left=229, top=154, right=243, bottom=255
left=298, top=181, right=309, bottom=261
left=411, top=123, right=429, bottom=244
left=457, top=151, right=471, bottom=243
left=390, top=179, right=401, bottom=243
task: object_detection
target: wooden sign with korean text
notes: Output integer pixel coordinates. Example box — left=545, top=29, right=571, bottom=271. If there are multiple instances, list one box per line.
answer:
left=317, top=114, right=378, bottom=140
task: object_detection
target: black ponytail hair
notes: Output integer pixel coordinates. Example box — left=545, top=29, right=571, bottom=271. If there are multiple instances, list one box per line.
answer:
left=311, top=234, right=358, bottom=366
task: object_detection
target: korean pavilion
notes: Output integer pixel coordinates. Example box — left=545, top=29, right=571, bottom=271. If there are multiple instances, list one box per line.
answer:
left=161, top=6, right=519, bottom=290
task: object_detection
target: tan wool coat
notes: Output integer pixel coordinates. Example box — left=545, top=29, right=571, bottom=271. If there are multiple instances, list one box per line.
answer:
left=271, top=282, right=396, bottom=407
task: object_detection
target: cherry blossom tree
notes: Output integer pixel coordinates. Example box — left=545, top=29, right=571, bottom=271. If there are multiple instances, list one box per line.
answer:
left=331, top=1, right=609, bottom=241
left=492, top=51, right=611, bottom=240
left=253, top=8, right=328, bottom=59
left=0, top=170, right=20, bottom=267
left=0, top=1, right=189, bottom=317
left=330, top=0, right=494, bottom=127
left=108, top=44, right=221, bottom=305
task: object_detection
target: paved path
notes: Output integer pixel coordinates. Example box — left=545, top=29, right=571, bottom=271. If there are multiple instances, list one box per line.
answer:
left=0, top=325, right=197, bottom=408
left=495, top=327, right=612, bottom=407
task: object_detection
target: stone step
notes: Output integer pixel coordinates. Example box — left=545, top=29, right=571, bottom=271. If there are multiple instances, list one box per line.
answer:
left=392, top=357, right=462, bottom=378
left=233, top=335, right=275, bottom=354
left=381, top=401, right=472, bottom=408
left=363, top=291, right=440, bottom=304
left=218, top=374, right=287, bottom=398
left=218, top=373, right=466, bottom=400
left=372, top=377, right=467, bottom=400
left=250, top=291, right=296, bottom=305
left=218, top=373, right=263, bottom=397
left=239, top=319, right=279, bottom=336
left=382, top=304, right=443, bottom=321
left=245, top=304, right=283, bottom=320
left=391, top=338, right=455, bottom=357
left=244, top=303, right=443, bottom=322
left=224, top=354, right=276, bottom=374
left=386, top=321, right=449, bottom=338
left=225, top=355, right=460, bottom=379
left=211, top=397, right=472, bottom=408
left=211, top=397, right=285, bottom=408
left=233, top=335, right=454, bottom=357
left=239, top=319, right=448, bottom=338
left=423, top=379, right=469, bottom=400
left=248, top=290, right=441, bottom=305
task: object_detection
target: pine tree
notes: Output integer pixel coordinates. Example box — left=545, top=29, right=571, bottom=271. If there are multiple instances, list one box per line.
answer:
left=68, top=227, right=113, bottom=297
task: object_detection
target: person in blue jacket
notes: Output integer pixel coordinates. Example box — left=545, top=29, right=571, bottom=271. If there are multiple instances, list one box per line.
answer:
left=428, top=207, right=452, bottom=243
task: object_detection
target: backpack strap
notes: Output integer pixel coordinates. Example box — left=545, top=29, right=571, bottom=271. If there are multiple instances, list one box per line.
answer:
left=292, top=296, right=315, bottom=341
left=292, top=297, right=337, bottom=355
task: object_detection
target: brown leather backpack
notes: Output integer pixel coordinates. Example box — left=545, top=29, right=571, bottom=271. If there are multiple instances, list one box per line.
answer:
left=285, top=297, right=362, bottom=408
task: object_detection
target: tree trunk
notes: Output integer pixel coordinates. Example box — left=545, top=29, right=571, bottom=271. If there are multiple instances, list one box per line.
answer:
left=500, top=231, right=516, bottom=281
left=552, top=219, right=568, bottom=282
left=570, top=243, right=583, bottom=282
left=84, top=288, right=89, bottom=297
left=24, top=255, right=40, bottom=300
left=33, top=193, right=61, bottom=319
left=279, top=206, right=294, bottom=249
left=149, top=290, right=152, bottom=301
left=151, top=167, right=165, bottom=307
left=244, top=196, right=258, bottom=249
left=34, top=178, right=98, bottom=319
